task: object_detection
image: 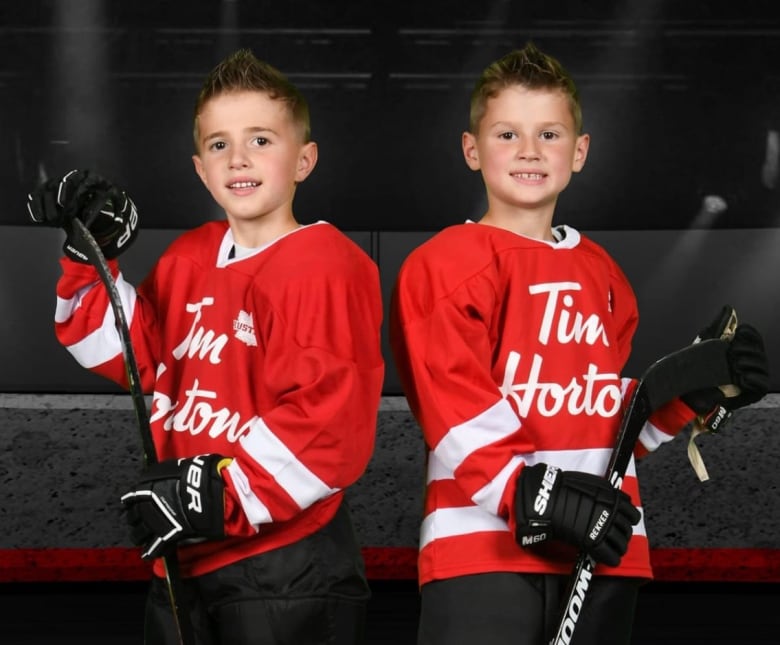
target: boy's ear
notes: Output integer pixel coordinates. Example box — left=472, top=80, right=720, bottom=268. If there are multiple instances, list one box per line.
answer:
left=462, top=132, right=481, bottom=170
left=572, top=133, right=590, bottom=172
left=192, top=154, right=208, bottom=187
left=295, top=141, right=318, bottom=182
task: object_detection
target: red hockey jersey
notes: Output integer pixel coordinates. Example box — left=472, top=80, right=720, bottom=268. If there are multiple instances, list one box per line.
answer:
left=390, top=223, right=696, bottom=586
left=54, top=220, right=384, bottom=577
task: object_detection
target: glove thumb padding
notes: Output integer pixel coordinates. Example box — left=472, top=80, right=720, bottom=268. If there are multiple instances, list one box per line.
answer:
left=727, top=324, right=770, bottom=407
left=683, top=323, right=770, bottom=415
left=26, top=178, right=65, bottom=226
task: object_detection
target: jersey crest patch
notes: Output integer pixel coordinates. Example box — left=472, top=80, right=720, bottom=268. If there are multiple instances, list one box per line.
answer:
left=233, top=310, right=257, bottom=347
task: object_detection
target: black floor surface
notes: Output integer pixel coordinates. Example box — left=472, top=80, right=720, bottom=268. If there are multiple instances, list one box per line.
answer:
left=0, top=580, right=777, bottom=643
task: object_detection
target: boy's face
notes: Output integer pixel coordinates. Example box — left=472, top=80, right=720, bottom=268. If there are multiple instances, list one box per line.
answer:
left=192, top=90, right=316, bottom=228
left=462, top=85, right=589, bottom=217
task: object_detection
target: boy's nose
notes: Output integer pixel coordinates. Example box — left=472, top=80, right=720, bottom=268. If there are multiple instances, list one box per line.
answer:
left=229, top=150, right=250, bottom=168
left=516, top=140, right=541, bottom=159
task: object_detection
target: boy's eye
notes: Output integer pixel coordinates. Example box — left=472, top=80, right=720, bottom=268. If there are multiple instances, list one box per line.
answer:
left=252, top=136, right=269, bottom=146
left=541, top=131, right=558, bottom=140
left=499, top=131, right=516, bottom=140
left=210, top=141, right=227, bottom=151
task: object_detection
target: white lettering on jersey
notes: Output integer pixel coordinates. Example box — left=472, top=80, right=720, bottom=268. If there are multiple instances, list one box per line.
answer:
left=529, top=282, right=609, bottom=347
left=498, top=281, right=620, bottom=419
left=172, top=297, right=228, bottom=364
left=499, top=352, right=622, bottom=418
left=151, top=376, right=257, bottom=443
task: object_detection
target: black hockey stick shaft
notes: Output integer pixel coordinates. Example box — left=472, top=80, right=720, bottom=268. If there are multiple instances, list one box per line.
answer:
left=71, top=218, right=195, bottom=645
left=547, top=337, right=733, bottom=645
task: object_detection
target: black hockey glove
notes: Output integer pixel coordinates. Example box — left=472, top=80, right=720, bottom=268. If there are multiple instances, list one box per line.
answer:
left=515, top=463, right=641, bottom=567
left=120, top=454, right=230, bottom=560
left=682, top=323, right=770, bottom=420
left=26, top=169, right=139, bottom=263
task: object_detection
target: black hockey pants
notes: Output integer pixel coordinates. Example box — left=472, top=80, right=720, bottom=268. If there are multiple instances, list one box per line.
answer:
left=418, top=571, right=641, bottom=645
left=144, top=503, right=370, bottom=645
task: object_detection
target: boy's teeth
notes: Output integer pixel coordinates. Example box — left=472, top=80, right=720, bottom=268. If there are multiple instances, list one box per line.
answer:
left=231, top=181, right=257, bottom=188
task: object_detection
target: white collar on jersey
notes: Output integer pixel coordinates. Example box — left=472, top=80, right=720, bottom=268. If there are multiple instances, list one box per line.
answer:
left=217, top=220, right=327, bottom=267
left=464, top=220, right=581, bottom=249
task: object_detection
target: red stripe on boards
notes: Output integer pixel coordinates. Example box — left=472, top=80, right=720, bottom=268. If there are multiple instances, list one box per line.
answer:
left=0, top=547, right=777, bottom=583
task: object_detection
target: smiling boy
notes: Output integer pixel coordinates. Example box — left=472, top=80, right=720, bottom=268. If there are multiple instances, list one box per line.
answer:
left=29, top=49, right=384, bottom=644
left=389, top=42, right=768, bottom=645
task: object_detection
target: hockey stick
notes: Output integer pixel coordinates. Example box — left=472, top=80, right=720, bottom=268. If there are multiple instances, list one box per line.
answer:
left=547, top=336, right=734, bottom=645
left=687, top=307, right=740, bottom=481
left=70, top=218, right=195, bottom=645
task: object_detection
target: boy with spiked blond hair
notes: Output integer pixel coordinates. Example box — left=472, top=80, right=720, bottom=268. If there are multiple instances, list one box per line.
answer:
left=390, top=42, right=768, bottom=645
left=29, top=48, right=384, bottom=644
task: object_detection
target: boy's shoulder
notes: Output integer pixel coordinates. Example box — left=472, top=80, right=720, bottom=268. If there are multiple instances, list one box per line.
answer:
left=572, top=231, right=627, bottom=270
left=400, top=222, right=624, bottom=286
left=157, top=220, right=228, bottom=265
left=168, top=219, right=228, bottom=250
left=284, top=221, right=373, bottom=265
left=406, top=222, right=496, bottom=261
left=261, top=222, right=377, bottom=284
left=160, top=220, right=369, bottom=265
left=403, top=222, right=586, bottom=270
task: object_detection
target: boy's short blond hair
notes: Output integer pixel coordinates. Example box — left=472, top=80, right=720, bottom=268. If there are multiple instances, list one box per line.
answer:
left=193, top=49, right=311, bottom=150
left=469, top=42, right=583, bottom=135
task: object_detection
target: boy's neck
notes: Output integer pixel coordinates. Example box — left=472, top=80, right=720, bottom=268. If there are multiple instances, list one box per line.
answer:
left=227, top=211, right=300, bottom=248
left=478, top=207, right=556, bottom=242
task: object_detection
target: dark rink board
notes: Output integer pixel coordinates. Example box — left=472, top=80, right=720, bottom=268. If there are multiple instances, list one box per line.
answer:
left=0, top=394, right=777, bottom=582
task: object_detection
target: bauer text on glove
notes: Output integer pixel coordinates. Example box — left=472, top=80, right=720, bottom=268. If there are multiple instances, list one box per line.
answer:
left=120, top=454, right=231, bottom=560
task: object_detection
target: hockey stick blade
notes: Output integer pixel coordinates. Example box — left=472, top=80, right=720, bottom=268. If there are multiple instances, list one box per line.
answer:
left=607, top=338, right=732, bottom=480
left=548, top=338, right=732, bottom=645
left=70, top=219, right=195, bottom=645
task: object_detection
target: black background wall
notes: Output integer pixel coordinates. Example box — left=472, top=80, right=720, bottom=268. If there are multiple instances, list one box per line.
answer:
left=1, top=0, right=779, bottom=394
left=3, top=0, right=780, bottom=231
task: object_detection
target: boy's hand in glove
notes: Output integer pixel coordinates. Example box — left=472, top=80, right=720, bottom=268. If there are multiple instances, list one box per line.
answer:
left=27, top=169, right=139, bottom=262
left=121, top=454, right=231, bottom=560
left=682, top=323, right=770, bottom=418
left=515, top=463, right=641, bottom=567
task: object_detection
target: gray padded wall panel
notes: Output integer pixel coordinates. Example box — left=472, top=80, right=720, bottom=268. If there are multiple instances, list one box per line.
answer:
left=1, top=226, right=778, bottom=393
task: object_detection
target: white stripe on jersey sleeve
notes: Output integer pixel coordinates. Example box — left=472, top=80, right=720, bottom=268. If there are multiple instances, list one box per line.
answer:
left=471, top=454, right=526, bottom=515
left=638, top=420, right=676, bottom=452
left=433, top=398, right=521, bottom=471
left=428, top=446, right=639, bottom=517
left=55, top=282, right=99, bottom=322
left=58, top=274, right=137, bottom=368
left=237, top=418, right=340, bottom=521
left=420, top=505, right=510, bottom=549
left=225, top=459, right=272, bottom=530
